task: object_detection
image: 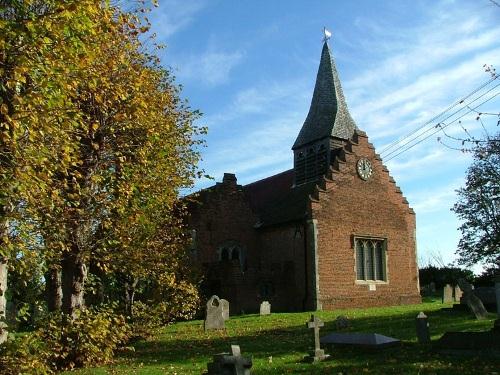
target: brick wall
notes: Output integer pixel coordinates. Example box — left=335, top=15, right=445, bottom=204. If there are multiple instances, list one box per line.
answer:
left=312, top=132, right=421, bottom=309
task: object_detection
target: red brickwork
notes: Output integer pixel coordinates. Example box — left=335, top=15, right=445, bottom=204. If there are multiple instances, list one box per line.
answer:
left=311, top=132, right=421, bottom=309
left=188, top=133, right=421, bottom=313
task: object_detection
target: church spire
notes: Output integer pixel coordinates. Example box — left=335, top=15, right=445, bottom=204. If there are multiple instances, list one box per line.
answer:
left=292, top=40, right=357, bottom=150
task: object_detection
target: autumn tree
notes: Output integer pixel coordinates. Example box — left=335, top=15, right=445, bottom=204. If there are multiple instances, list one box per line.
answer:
left=0, top=0, right=105, bottom=339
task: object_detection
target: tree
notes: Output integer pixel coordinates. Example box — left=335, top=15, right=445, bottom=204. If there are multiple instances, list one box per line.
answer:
left=452, top=132, right=500, bottom=267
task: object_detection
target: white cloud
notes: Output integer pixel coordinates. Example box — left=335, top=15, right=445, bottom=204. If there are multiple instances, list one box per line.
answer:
left=151, top=0, right=208, bottom=39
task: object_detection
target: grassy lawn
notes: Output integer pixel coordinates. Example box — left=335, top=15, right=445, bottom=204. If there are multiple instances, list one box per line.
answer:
left=70, top=298, right=499, bottom=374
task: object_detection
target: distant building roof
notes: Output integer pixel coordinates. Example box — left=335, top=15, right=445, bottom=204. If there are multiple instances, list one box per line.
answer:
left=292, top=41, right=357, bottom=150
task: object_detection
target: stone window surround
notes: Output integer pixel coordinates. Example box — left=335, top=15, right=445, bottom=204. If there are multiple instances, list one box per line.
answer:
left=352, top=235, right=389, bottom=285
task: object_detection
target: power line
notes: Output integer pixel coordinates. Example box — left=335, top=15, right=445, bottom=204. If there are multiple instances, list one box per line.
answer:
left=383, top=90, right=500, bottom=162
left=379, top=75, right=499, bottom=156
left=381, top=80, right=500, bottom=159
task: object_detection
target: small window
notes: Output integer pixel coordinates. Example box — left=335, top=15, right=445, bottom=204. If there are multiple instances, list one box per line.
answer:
left=220, top=248, right=229, bottom=261
left=355, top=238, right=386, bottom=281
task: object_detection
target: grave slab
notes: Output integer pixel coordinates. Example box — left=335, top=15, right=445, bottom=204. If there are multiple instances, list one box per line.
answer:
left=320, top=332, right=400, bottom=349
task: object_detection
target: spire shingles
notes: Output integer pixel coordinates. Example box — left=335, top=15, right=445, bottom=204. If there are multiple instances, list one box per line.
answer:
left=292, top=42, right=357, bottom=150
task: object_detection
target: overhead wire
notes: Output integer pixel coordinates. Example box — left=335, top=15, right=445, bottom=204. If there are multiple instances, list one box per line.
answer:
left=380, top=79, right=500, bottom=160
left=383, top=90, right=500, bottom=162
left=379, top=74, right=499, bottom=157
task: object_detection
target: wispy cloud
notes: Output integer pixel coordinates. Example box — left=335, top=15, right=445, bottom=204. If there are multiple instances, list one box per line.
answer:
left=150, top=0, right=208, bottom=39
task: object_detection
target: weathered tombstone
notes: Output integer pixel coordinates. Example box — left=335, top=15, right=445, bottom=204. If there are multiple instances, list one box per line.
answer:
left=495, top=278, right=500, bottom=317
left=457, top=278, right=488, bottom=320
left=304, top=314, right=330, bottom=362
left=335, top=315, right=351, bottom=330
left=442, top=284, right=453, bottom=303
left=205, top=344, right=253, bottom=375
left=416, top=312, right=430, bottom=344
left=454, top=285, right=463, bottom=303
left=259, top=301, right=271, bottom=316
left=220, top=299, right=229, bottom=321
left=204, top=295, right=226, bottom=331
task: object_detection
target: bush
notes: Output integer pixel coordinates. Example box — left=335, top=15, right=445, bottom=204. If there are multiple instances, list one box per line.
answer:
left=419, top=265, right=474, bottom=289
left=0, top=333, right=52, bottom=375
left=0, top=305, right=130, bottom=373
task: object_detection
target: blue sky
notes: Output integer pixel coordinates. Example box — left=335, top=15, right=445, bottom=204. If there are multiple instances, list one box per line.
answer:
left=147, top=0, right=500, bottom=273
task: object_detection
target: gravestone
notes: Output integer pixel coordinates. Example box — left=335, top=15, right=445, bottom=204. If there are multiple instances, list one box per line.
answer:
left=454, top=285, right=463, bottom=302
left=416, top=312, right=430, bottom=344
left=335, top=315, right=351, bottom=330
left=442, top=284, right=453, bottom=303
left=220, top=299, right=229, bottom=321
left=304, top=314, right=330, bottom=362
left=205, top=344, right=252, bottom=375
left=471, top=287, right=496, bottom=310
left=205, top=295, right=225, bottom=331
left=495, top=278, right=500, bottom=317
left=321, top=332, right=400, bottom=348
left=259, top=301, right=271, bottom=316
left=457, top=279, right=488, bottom=320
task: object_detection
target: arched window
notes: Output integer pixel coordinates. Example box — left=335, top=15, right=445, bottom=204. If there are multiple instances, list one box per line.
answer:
left=217, top=241, right=246, bottom=270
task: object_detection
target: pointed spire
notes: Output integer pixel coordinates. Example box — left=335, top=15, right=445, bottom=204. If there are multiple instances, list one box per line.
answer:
left=292, top=41, right=357, bottom=150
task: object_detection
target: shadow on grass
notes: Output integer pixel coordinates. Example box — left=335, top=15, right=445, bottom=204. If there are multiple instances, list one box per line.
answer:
left=114, top=305, right=498, bottom=374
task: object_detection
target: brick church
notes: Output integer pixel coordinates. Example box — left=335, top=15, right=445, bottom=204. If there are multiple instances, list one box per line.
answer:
left=187, top=40, right=421, bottom=313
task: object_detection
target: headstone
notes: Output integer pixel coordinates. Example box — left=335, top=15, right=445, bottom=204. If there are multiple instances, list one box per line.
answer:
left=415, top=312, right=430, bottom=344
left=320, top=332, right=400, bottom=348
left=205, top=344, right=253, bottom=375
left=304, top=314, right=330, bottom=362
left=471, top=287, right=496, bottom=310
left=442, top=284, right=453, bottom=303
left=454, top=285, right=463, bottom=303
left=221, top=299, right=229, bottom=321
left=495, top=279, right=500, bottom=317
left=204, top=295, right=225, bottom=331
left=457, top=279, right=488, bottom=320
left=434, top=329, right=500, bottom=355
left=259, top=301, right=271, bottom=316
left=335, top=315, right=351, bottom=330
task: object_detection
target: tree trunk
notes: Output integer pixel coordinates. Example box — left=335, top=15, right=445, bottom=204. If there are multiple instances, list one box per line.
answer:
left=0, top=257, right=8, bottom=344
left=61, top=251, right=87, bottom=319
left=46, top=266, right=62, bottom=312
left=124, top=276, right=139, bottom=317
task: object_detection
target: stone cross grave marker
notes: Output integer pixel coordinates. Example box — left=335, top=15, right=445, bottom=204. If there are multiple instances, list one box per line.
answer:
left=259, top=301, right=271, bottom=316
left=454, top=285, right=463, bottom=303
left=205, top=344, right=252, bottom=375
left=457, top=278, right=488, bottom=320
left=220, top=299, right=229, bottom=321
left=415, top=312, right=430, bottom=344
left=305, top=314, right=329, bottom=362
left=442, top=284, right=453, bottom=303
left=204, top=295, right=225, bottom=331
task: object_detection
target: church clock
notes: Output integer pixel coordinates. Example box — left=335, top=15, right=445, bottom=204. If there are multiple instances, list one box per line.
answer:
left=356, top=158, right=373, bottom=180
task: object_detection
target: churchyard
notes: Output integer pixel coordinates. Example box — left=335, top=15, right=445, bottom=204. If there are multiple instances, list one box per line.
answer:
left=67, top=298, right=498, bottom=375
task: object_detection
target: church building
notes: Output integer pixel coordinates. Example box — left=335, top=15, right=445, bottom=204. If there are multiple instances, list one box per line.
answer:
left=187, top=40, right=421, bottom=313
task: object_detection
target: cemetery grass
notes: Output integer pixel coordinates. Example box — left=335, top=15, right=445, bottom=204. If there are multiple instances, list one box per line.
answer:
left=69, top=298, right=499, bottom=374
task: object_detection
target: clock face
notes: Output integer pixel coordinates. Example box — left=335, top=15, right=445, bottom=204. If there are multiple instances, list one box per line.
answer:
left=357, top=158, right=373, bottom=180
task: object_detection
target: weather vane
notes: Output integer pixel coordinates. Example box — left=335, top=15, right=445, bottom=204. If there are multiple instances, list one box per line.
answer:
left=323, top=27, right=332, bottom=42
